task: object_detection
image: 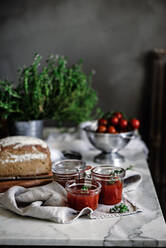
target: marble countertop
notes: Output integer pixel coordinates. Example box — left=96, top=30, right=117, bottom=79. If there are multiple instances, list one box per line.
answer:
left=0, top=127, right=166, bottom=247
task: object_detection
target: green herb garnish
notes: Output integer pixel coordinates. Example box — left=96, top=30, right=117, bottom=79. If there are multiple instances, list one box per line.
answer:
left=109, top=169, right=123, bottom=177
left=108, top=169, right=123, bottom=184
left=109, top=203, right=129, bottom=213
left=114, top=169, right=123, bottom=174
left=126, top=165, right=133, bottom=170
left=81, top=185, right=89, bottom=191
left=107, top=179, right=116, bottom=185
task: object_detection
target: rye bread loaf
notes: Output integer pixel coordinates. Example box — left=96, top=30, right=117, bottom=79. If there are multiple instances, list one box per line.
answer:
left=0, top=136, right=52, bottom=177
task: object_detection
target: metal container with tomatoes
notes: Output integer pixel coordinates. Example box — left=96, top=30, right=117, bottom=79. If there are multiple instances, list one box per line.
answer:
left=96, top=111, right=140, bottom=134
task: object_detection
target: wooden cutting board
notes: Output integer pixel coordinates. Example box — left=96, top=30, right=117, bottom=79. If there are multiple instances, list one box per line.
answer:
left=0, top=173, right=53, bottom=193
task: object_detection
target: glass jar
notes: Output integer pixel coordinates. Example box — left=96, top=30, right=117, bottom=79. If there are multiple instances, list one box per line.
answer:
left=65, top=179, right=101, bottom=211
left=52, top=159, right=86, bottom=187
left=91, top=165, right=125, bottom=205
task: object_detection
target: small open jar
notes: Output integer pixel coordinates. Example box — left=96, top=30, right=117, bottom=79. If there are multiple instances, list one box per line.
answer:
left=66, top=180, right=101, bottom=211
left=91, top=165, right=125, bottom=205
left=52, top=159, right=86, bottom=187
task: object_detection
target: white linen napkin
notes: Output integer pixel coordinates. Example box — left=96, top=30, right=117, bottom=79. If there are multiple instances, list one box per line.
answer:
left=0, top=170, right=142, bottom=224
left=0, top=182, right=92, bottom=224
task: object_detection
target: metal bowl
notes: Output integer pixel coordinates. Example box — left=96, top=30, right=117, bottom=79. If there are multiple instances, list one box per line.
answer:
left=83, top=121, right=136, bottom=165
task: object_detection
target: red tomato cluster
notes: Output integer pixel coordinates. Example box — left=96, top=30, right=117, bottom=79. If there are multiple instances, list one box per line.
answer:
left=96, top=112, right=140, bottom=134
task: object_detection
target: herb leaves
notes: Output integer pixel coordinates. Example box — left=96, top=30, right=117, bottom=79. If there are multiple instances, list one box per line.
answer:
left=0, top=53, right=100, bottom=124
left=109, top=203, right=129, bottom=213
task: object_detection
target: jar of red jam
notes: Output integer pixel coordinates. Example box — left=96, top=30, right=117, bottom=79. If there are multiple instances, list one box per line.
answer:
left=52, top=160, right=86, bottom=187
left=66, top=180, right=101, bottom=211
left=91, top=166, right=125, bottom=205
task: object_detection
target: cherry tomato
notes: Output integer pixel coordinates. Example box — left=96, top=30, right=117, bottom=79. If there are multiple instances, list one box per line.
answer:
left=98, top=118, right=108, bottom=126
left=119, top=119, right=128, bottom=130
left=130, top=118, right=140, bottom=129
left=97, top=125, right=107, bottom=133
left=110, top=116, right=119, bottom=126
left=113, top=112, right=123, bottom=119
left=107, top=125, right=117, bottom=134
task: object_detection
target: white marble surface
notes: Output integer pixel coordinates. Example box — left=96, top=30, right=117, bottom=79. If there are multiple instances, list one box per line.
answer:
left=0, top=127, right=166, bottom=247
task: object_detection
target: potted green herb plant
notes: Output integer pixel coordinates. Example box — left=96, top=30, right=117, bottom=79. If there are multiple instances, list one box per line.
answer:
left=0, top=80, right=21, bottom=138
left=0, top=53, right=99, bottom=138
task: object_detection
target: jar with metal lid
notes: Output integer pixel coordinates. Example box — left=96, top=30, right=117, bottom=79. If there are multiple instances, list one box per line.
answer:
left=52, top=159, right=86, bottom=187
left=91, top=165, right=125, bottom=205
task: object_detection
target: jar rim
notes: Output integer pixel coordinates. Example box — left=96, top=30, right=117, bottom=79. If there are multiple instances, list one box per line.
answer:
left=52, top=159, right=86, bottom=175
left=65, top=179, right=101, bottom=194
left=91, top=165, right=125, bottom=178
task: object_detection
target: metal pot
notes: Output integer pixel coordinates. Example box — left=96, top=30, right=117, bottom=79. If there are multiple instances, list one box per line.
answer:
left=12, top=120, right=43, bottom=139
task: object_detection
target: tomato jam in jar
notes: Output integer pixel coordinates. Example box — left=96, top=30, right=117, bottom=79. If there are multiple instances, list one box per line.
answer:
left=52, top=160, right=86, bottom=187
left=91, top=166, right=125, bottom=205
left=66, top=180, right=101, bottom=211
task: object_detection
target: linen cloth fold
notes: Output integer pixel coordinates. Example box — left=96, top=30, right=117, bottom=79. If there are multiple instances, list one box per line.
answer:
left=0, top=169, right=142, bottom=224
left=0, top=181, right=94, bottom=224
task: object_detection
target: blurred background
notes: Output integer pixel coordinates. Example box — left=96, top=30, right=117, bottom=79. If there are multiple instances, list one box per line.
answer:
left=0, top=0, right=166, bottom=219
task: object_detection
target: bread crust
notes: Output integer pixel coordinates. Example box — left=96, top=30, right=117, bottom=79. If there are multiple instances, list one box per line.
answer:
left=0, top=136, right=52, bottom=177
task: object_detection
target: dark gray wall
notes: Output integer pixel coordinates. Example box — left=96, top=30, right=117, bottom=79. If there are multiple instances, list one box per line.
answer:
left=1, top=0, right=166, bottom=138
